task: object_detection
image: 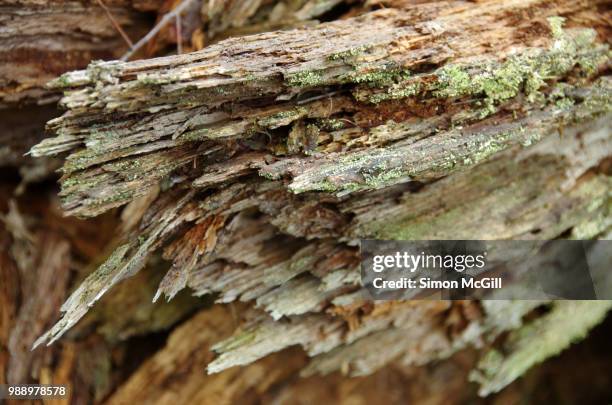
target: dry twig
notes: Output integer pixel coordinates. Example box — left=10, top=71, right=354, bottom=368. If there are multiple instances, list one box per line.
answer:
left=121, top=0, right=195, bottom=61
left=95, top=0, right=134, bottom=48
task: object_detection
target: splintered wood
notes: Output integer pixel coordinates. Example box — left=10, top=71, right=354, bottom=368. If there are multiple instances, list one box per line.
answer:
left=16, top=0, right=612, bottom=398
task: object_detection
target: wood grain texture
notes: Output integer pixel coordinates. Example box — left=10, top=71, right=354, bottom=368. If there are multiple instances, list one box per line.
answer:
left=3, top=0, right=611, bottom=401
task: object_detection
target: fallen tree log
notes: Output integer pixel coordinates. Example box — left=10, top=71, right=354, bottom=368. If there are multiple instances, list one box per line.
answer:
left=15, top=0, right=612, bottom=400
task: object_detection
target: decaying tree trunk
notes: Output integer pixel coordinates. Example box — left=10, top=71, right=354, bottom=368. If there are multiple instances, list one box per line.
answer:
left=2, top=0, right=612, bottom=403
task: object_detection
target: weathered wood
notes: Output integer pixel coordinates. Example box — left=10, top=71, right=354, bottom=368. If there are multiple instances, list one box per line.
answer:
left=106, top=304, right=308, bottom=405
left=31, top=0, right=610, bottom=215
left=0, top=0, right=153, bottom=108
left=8, top=0, right=612, bottom=400
left=0, top=184, right=204, bottom=402
left=0, top=0, right=154, bottom=193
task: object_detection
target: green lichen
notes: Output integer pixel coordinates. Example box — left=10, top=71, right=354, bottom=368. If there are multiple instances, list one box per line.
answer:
left=373, top=208, right=465, bottom=240
left=137, top=76, right=162, bottom=86
left=293, top=153, right=412, bottom=194
left=580, top=77, right=612, bottom=112
left=316, top=118, right=347, bottom=131
left=257, top=107, right=307, bottom=128
left=179, top=127, right=212, bottom=141
left=359, top=166, right=407, bottom=190
left=96, top=244, right=130, bottom=277
left=341, top=66, right=411, bottom=88
left=77, top=243, right=131, bottom=305
left=106, top=159, right=143, bottom=172
left=289, top=256, right=311, bottom=272
left=93, top=190, right=134, bottom=207
left=61, top=174, right=106, bottom=193
left=286, top=70, right=325, bottom=88
left=433, top=17, right=608, bottom=116
left=434, top=65, right=472, bottom=98
left=287, top=17, right=606, bottom=103
left=135, top=71, right=182, bottom=86
left=328, top=45, right=373, bottom=62
left=54, top=73, right=72, bottom=88
left=548, top=16, right=565, bottom=38
left=354, top=18, right=607, bottom=108
left=299, top=178, right=340, bottom=193
left=460, top=126, right=532, bottom=165
left=571, top=210, right=609, bottom=239
left=86, top=60, right=122, bottom=85
left=368, top=81, right=421, bottom=103
left=63, top=156, right=96, bottom=173
left=300, top=108, right=556, bottom=195
left=61, top=175, right=86, bottom=190
left=434, top=53, right=546, bottom=116
left=212, top=86, right=227, bottom=95
left=553, top=95, right=575, bottom=110
left=259, top=170, right=280, bottom=180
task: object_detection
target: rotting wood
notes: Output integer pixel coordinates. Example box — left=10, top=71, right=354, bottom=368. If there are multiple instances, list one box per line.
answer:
left=16, top=0, right=612, bottom=398
left=0, top=0, right=152, bottom=108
